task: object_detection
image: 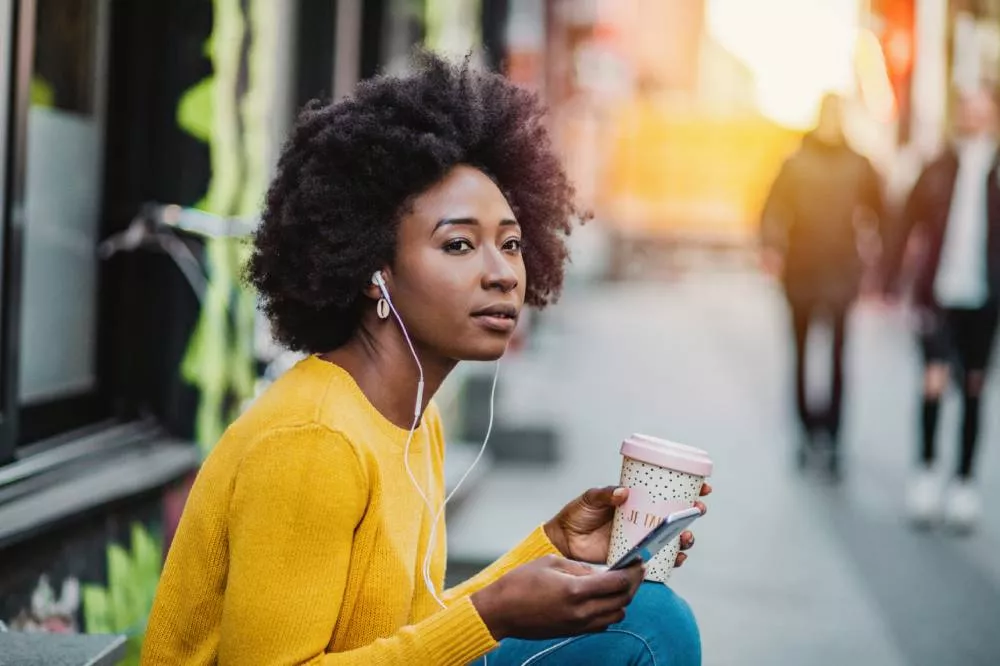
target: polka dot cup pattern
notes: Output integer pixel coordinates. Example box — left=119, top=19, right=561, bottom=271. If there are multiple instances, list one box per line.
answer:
left=606, top=434, right=713, bottom=584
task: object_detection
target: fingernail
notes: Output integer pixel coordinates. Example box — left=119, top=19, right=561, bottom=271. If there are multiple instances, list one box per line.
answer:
left=613, top=487, right=627, bottom=498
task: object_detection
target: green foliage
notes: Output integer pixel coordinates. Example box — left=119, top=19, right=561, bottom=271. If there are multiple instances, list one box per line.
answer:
left=81, top=524, right=164, bottom=666
left=176, top=0, right=263, bottom=456
left=30, top=76, right=55, bottom=107
left=176, top=77, right=215, bottom=144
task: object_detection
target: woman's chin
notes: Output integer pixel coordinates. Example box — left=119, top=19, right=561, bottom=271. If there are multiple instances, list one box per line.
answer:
left=457, top=339, right=511, bottom=362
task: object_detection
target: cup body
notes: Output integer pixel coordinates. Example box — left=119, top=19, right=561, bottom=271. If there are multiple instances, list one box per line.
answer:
left=606, top=434, right=713, bottom=583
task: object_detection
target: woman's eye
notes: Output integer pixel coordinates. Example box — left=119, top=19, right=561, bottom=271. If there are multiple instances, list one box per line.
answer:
left=502, top=238, right=523, bottom=253
left=444, top=239, right=474, bottom=253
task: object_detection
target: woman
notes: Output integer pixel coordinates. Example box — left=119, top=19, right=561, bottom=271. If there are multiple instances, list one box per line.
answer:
left=142, top=53, right=709, bottom=665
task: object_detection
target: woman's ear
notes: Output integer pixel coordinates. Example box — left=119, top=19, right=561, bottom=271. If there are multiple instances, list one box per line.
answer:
left=364, top=268, right=389, bottom=300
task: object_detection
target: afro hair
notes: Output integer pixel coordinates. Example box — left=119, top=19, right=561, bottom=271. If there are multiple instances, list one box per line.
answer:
left=247, top=52, right=580, bottom=354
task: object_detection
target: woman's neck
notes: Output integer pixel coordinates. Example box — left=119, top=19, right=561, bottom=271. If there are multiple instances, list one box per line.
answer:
left=321, top=329, right=456, bottom=430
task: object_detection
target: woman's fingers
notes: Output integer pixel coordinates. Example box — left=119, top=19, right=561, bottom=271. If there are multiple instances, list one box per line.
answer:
left=611, top=487, right=630, bottom=505
left=580, top=486, right=622, bottom=510
left=577, top=568, right=643, bottom=621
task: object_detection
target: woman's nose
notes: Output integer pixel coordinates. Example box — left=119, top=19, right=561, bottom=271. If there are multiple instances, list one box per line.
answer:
left=482, top=250, right=519, bottom=293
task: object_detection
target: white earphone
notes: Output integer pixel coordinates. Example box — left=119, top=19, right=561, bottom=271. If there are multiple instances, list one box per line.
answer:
left=372, top=270, right=425, bottom=415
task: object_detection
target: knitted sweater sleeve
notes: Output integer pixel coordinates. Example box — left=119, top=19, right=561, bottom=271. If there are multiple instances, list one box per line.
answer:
left=218, top=424, right=497, bottom=665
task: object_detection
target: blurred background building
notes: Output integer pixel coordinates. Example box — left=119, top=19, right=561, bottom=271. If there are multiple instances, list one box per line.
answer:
left=1, top=0, right=1000, bottom=663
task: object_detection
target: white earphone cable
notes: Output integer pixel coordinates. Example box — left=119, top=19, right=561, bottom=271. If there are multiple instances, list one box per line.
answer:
left=375, top=272, right=550, bottom=666
left=375, top=274, right=432, bottom=514
left=374, top=272, right=498, bottom=608
left=421, top=358, right=499, bottom=609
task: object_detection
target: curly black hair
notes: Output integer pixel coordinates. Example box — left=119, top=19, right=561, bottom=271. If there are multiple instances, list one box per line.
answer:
left=247, top=52, right=580, bottom=354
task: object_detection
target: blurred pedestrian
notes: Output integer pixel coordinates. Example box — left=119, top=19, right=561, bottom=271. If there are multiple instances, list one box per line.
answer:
left=761, top=93, right=887, bottom=477
left=884, top=86, right=1000, bottom=531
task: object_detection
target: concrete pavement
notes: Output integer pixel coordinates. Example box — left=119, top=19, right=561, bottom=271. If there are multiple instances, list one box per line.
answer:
left=444, top=270, right=1000, bottom=666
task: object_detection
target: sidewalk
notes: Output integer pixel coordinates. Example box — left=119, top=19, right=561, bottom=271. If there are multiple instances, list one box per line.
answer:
left=445, top=272, right=1000, bottom=666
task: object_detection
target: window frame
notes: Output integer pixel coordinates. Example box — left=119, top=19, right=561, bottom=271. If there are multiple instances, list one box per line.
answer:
left=0, top=0, right=116, bottom=464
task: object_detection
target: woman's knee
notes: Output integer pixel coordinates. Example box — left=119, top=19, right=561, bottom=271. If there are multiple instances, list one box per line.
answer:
left=924, top=363, right=949, bottom=397
left=618, top=582, right=701, bottom=665
left=488, top=585, right=701, bottom=666
left=965, top=370, right=985, bottom=397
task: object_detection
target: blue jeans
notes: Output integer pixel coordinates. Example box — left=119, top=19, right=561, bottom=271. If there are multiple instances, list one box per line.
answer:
left=481, top=582, right=701, bottom=665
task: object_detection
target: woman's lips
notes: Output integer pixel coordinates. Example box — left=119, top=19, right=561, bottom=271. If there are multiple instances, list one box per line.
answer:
left=472, top=313, right=518, bottom=332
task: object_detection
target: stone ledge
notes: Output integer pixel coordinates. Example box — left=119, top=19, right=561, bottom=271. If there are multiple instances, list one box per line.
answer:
left=0, top=437, right=198, bottom=549
left=0, top=631, right=126, bottom=666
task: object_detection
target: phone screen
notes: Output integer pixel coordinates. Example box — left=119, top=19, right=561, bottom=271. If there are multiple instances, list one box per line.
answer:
left=609, top=506, right=703, bottom=570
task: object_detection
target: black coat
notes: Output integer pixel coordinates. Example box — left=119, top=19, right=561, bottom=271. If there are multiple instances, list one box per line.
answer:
left=886, top=146, right=1000, bottom=308
left=761, top=134, right=886, bottom=306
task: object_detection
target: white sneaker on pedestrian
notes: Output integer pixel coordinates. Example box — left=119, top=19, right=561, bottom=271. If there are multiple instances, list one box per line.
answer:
left=944, top=480, right=981, bottom=532
left=906, top=468, right=942, bottom=527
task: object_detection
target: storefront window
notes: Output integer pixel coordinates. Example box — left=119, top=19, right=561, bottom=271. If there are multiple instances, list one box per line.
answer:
left=19, top=0, right=105, bottom=409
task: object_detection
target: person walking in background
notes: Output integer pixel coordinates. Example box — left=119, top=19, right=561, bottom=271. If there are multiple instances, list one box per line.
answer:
left=885, top=87, right=1000, bottom=532
left=761, top=93, right=886, bottom=478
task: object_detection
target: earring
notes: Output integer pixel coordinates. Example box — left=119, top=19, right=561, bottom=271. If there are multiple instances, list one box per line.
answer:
left=376, top=298, right=390, bottom=320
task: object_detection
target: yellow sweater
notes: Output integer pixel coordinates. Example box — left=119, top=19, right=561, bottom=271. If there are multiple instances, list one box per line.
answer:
left=142, top=356, right=558, bottom=665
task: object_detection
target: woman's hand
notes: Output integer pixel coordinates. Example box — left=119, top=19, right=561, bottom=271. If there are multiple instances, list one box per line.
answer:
left=544, top=483, right=713, bottom=566
left=470, top=555, right=644, bottom=641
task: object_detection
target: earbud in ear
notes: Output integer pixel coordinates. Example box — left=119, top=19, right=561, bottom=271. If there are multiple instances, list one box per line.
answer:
left=371, top=271, right=390, bottom=302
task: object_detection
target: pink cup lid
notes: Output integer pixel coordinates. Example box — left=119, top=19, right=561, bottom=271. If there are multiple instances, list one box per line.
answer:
left=620, top=433, right=713, bottom=478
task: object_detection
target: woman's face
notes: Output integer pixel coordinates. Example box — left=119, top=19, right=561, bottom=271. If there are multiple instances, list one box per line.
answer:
left=384, top=165, right=527, bottom=362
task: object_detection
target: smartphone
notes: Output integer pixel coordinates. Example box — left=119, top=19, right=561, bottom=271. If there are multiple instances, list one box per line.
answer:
left=609, top=506, right=703, bottom=571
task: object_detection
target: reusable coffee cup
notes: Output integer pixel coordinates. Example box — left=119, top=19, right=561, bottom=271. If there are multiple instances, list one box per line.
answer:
left=606, top=434, right=713, bottom=583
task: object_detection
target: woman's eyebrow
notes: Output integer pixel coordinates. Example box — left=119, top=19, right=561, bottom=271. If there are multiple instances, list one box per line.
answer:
left=431, top=217, right=518, bottom=235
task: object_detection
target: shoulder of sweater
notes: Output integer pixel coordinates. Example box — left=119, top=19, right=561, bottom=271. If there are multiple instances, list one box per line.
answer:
left=233, top=420, right=371, bottom=491
left=232, top=359, right=365, bottom=444
left=232, top=421, right=371, bottom=508
left=223, top=422, right=370, bottom=531
left=221, top=358, right=447, bottom=474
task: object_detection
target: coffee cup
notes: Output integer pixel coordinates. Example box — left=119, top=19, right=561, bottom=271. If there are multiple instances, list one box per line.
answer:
left=606, top=434, right=713, bottom=583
